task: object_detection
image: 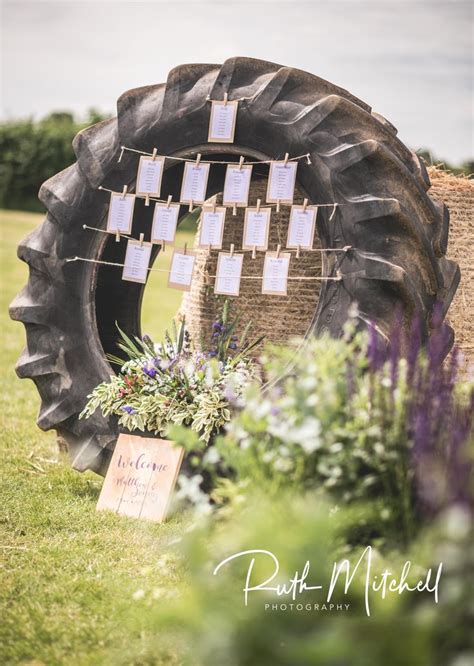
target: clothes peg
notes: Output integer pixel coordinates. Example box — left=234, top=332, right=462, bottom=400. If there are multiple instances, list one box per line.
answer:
left=145, top=194, right=150, bottom=207
left=196, top=153, right=202, bottom=167
left=162, top=239, right=166, bottom=253
left=184, top=243, right=187, bottom=255
left=121, top=185, right=128, bottom=199
left=283, top=153, right=289, bottom=166
left=139, top=233, right=144, bottom=247
left=252, top=246, right=257, bottom=259
left=303, top=198, right=308, bottom=212
left=238, top=155, right=244, bottom=170
left=166, top=194, right=172, bottom=208
left=276, top=243, right=281, bottom=258
left=224, top=92, right=228, bottom=106
left=115, top=229, right=121, bottom=243
left=232, top=203, right=237, bottom=216
left=276, top=199, right=281, bottom=213
left=296, top=244, right=301, bottom=259
left=152, top=148, right=158, bottom=161
left=189, top=199, right=193, bottom=213
left=118, top=147, right=125, bottom=163
left=230, top=243, right=235, bottom=257
left=256, top=198, right=261, bottom=213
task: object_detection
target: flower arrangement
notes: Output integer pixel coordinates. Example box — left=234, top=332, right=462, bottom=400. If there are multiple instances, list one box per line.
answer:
left=80, top=301, right=263, bottom=444
left=194, top=308, right=473, bottom=545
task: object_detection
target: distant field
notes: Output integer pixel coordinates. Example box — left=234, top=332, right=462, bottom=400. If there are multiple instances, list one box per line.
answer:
left=0, top=209, right=194, bottom=665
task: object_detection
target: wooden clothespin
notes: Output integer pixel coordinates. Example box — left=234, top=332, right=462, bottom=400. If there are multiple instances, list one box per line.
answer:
left=252, top=246, right=257, bottom=259
left=145, top=194, right=150, bottom=207
left=118, top=147, right=125, bottom=163
left=115, top=229, right=121, bottom=243
left=121, top=185, right=128, bottom=199
left=232, top=203, right=237, bottom=216
left=195, top=153, right=202, bottom=167
left=139, top=233, right=144, bottom=247
left=212, top=196, right=217, bottom=213
left=189, top=199, right=193, bottom=213
left=184, top=242, right=187, bottom=255
left=276, top=243, right=281, bottom=259
left=223, top=92, right=228, bottom=106
left=166, top=194, right=172, bottom=208
left=256, top=198, right=261, bottom=213
left=208, top=242, right=212, bottom=253
left=238, top=155, right=244, bottom=170
left=296, top=244, right=301, bottom=259
left=152, top=148, right=158, bottom=161
left=283, top=153, right=289, bottom=166
left=276, top=199, right=281, bottom=213
left=162, top=239, right=166, bottom=253
left=303, top=198, right=308, bottom=212
left=230, top=243, right=235, bottom=257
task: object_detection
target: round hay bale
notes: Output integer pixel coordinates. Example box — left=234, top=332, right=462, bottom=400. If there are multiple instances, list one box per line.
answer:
left=180, top=176, right=322, bottom=350
left=427, top=167, right=474, bottom=371
left=182, top=166, right=473, bottom=369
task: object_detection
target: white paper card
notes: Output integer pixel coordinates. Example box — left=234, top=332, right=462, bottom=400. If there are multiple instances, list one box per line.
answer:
left=151, top=203, right=180, bottom=243
left=198, top=207, right=226, bottom=248
left=222, top=165, right=252, bottom=206
left=266, top=161, right=298, bottom=204
left=287, top=206, right=317, bottom=249
left=215, top=253, right=244, bottom=296
left=262, top=253, right=291, bottom=296
left=122, top=240, right=152, bottom=284
left=208, top=100, right=238, bottom=143
left=180, top=162, right=210, bottom=204
left=136, top=156, right=165, bottom=197
left=242, top=208, right=271, bottom=250
left=107, top=193, right=135, bottom=234
left=168, top=251, right=196, bottom=291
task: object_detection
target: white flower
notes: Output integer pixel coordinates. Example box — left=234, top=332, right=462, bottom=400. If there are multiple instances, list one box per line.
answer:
left=273, top=457, right=293, bottom=472
left=132, top=589, right=145, bottom=600
left=203, top=447, right=220, bottom=465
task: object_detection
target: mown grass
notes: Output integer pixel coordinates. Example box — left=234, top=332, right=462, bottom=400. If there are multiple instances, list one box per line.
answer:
left=0, top=210, right=196, bottom=665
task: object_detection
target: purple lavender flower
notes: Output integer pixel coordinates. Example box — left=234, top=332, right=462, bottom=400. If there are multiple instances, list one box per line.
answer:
left=122, top=405, right=136, bottom=414
left=229, top=342, right=238, bottom=350
left=142, top=366, right=157, bottom=378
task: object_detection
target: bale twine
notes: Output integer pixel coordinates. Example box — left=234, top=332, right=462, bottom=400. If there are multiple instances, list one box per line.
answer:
left=427, top=167, right=474, bottom=371
left=180, top=177, right=321, bottom=348
left=180, top=168, right=473, bottom=370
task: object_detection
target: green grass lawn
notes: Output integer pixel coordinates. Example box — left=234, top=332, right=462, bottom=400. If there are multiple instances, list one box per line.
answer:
left=0, top=210, right=196, bottom=665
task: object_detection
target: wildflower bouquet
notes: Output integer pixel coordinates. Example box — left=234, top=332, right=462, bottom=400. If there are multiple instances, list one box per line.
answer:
left=80, top=302, right=262, bottom=444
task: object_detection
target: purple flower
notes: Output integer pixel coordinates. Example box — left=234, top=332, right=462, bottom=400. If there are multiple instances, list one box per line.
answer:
left=213, top=322, right=223, bottom=331
left=229, top=343, right=238, bottom=350
left=122, top=405, right=136, bottom=414
left=142, top=366, right=157, bottom=378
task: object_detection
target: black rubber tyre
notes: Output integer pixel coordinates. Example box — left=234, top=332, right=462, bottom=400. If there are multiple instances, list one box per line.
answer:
left=9, top=57, right=460, bottom=475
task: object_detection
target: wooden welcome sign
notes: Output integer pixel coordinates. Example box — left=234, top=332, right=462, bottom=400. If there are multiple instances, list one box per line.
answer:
left=96, top=434, right=184, bottom=522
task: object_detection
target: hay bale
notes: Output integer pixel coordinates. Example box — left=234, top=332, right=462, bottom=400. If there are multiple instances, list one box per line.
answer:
left=180, top=177, right=321, bottom=349
left=181, top=167, right=473, bottom=369
left=427, top=167, right=474, bottom=370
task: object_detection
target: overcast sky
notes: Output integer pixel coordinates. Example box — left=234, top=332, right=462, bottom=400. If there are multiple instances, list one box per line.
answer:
left=1, top=0, right=472, bottom=163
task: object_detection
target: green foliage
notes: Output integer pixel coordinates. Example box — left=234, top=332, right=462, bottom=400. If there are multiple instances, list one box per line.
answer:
left=211, top=330, right=473, bottom=547
left=138, top=491, right=472, bottom=666
left=0, top=110, right=109, bottom=211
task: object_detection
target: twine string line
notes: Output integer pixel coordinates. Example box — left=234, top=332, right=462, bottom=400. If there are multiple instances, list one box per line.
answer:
left=118, top=145, right=311, bottom=167
left=64, top=255, right=343, bottom=281
left=81, top=223, right=351, bottom=254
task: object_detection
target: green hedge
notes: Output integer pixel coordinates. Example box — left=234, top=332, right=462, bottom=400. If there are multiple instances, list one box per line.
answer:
left=0, top=110, right=108, bottom=212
